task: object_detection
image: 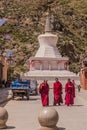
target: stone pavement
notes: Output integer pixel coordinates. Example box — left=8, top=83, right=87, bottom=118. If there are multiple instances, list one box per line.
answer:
left=77, top=88, right=87, bottom=100
left=0, top=88, right=86, bottom=130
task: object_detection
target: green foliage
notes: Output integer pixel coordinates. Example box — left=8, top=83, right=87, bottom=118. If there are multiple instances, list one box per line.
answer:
left=69, top=62, right=80, bottom=74
left=0, top=0, right=87, bottom=74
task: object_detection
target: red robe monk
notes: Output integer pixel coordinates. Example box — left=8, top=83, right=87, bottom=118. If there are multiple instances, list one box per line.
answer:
left=65, top=78, right=75, bottom=106
left=39, top=80, right=49, bottom=106
left=53, top=78, right=63, bottom=106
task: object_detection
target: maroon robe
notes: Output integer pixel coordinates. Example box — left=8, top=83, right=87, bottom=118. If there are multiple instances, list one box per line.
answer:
left=39, top=82, right=49, bottom=106
left=65, top=82, right=75, bottom=105
left=53, top=81, right=63, bottom=105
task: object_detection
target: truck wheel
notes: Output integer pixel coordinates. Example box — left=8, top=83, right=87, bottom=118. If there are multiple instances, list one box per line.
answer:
left=12, top=94, right=14, bottom=100
left=22, top=94, right=24, bottom=99
left=27, top=94, right=29, bottom=100
left=35, top=88, right=38, bottom=95
left=27, top=97, right=29, bottom=100
left=26, top=93, right=29, bottom=100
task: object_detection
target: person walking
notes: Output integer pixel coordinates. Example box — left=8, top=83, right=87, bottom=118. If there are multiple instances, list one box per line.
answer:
left=77, top=84, right=81, bottom=92
left=39, top=80, right=49, bottom=106
left=53, top=78, right=63, bottom=106
left=65, top=78, right=75, bottom=106
left=72, top=80, right=75, bottom=86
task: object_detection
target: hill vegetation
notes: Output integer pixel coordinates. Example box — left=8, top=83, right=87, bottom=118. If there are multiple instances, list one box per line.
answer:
left=0, top=0, right=87, bottom=77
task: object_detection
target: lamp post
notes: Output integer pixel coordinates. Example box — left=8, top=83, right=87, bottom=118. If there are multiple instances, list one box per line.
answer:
left=5, top=50, right=15, bottom=81
left=6, top=55, right=14, bottom=81
left=0, top=51, right=3, bottom=81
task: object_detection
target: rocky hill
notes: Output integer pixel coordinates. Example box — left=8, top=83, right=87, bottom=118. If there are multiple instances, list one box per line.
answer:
left=0, top=0, right=87, bottom=77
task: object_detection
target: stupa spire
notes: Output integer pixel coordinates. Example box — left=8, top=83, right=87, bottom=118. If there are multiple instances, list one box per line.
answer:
left=45, top=13, right=51, bottom=33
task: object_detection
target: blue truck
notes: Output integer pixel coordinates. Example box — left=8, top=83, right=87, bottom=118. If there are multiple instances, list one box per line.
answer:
left=10, top=81, right=30, bottom=100
left=10, top=79, right=38, bottom=100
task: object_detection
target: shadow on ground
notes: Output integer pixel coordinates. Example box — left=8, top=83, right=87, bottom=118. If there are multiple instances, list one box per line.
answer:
left=11, top=94, right=40, bottom=101
left=48, top=104, right=84, bottom=107
left=73, top=104, right=84, bottom=107
left=12, top=97, right=40, bottom=101
left=58, top=127, right=65, bottom=130
left=2, top=126, right=16, bottom=129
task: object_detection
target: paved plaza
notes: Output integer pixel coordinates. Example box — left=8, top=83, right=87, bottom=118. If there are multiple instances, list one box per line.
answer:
left=0, top=88, right=87, bottom=130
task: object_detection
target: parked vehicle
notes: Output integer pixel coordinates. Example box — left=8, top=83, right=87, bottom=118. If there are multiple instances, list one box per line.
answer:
left=10, top=81, right=30, bottom=100
left=29, top=80, right=38, bottom=95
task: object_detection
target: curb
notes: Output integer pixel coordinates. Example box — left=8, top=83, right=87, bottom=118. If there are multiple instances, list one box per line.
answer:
left=0, top=95, right=12, bottom=105
left=0, top=89, right=13, bottom=105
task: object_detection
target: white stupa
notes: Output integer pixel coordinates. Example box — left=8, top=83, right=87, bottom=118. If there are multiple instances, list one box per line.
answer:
left=22, top=14, right=79, bottom=83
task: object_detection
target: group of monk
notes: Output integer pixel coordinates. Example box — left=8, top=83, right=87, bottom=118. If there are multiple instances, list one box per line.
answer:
left=39, top=78, right=75, bottom=106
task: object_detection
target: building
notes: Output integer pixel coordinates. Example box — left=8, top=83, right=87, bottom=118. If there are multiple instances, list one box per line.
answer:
left=22, top=14, right=79, bottom=85
left=80, top=58, right=87, bottom=89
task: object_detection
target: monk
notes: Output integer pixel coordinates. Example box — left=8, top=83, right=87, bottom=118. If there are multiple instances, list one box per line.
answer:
left=39, top=80, right=49, bottom=106
left=65, top=78, right=75, bottom=106
left=53, top=78, right=63, bottom=106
